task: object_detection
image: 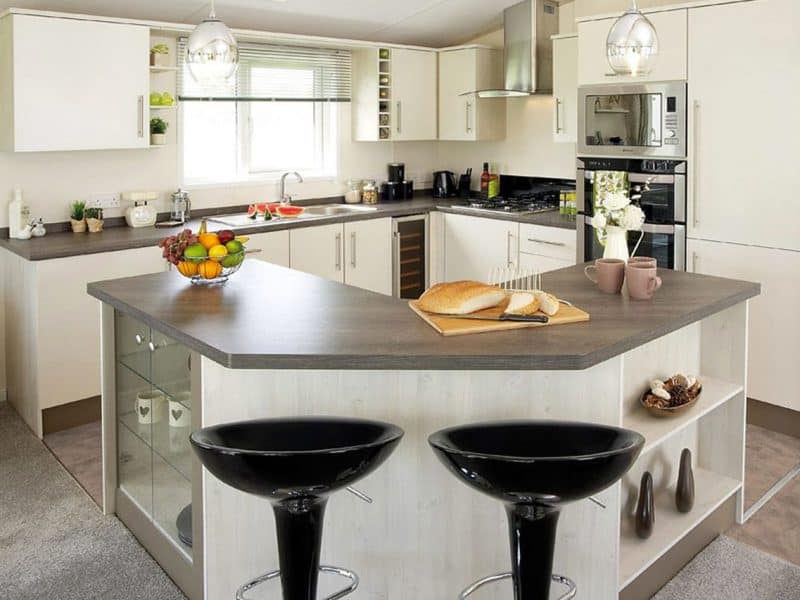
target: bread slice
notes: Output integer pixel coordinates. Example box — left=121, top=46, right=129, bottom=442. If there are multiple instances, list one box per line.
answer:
left=417, top=281, right=506, bottom=315
left=533, top=291, right=560, bottom=316
left=504, top=292, right=540, bottom=316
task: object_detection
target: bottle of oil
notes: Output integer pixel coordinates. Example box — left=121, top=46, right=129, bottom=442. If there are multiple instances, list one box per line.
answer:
left=480, top=163, right=490, bottom=199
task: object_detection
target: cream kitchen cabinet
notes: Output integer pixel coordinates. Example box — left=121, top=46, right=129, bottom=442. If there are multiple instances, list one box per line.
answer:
left=688, top=0, right=799, bottom=251
left=552, top=34, right=578, bottom=144
left=247, top=230, right=290, bottom=268
left=3, top=246, right=166, bottom=438
left=519, top=223, right=576, bottom=274
left=290, top=219, right=393, bottom=294
left=688, top=238, right=800, bottom=413
left=577, top=9, right=687, bottom=85
left=443, top=213, right=519, bottom=283
left=438, top=46, right=505, bottom=141
left=393, top=48, right=437, bottom=141
left=0, top=13, right=150, bottom=152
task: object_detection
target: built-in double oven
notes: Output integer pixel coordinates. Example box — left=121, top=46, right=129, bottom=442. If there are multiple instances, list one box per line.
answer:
left=577, top=81, right=688, bottom=270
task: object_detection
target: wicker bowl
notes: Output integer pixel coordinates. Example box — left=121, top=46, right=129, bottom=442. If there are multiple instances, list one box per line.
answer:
left=639, top=381, right=703, bottom=418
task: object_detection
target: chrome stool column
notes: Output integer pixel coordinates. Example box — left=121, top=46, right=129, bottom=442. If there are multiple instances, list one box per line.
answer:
left=429, top=420, right=644, bottom=600
left=191, top=417, right=403, bottom=600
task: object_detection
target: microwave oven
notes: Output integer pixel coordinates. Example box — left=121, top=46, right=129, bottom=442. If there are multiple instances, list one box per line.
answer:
left=578, top=81, right=687, bottom=159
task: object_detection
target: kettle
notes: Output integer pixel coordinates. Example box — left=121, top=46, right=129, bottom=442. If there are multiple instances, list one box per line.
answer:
left=433, top=171, right=457, bottom=198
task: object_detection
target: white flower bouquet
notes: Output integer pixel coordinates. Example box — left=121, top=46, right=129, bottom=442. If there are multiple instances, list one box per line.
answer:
left=591, top=171, right=645, bottom=245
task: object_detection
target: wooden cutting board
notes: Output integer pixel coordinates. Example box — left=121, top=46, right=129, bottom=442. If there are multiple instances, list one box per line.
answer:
left=409, top=297, right=590, bottom=337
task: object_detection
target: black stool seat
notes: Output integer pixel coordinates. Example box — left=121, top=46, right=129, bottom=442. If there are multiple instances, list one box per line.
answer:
left=430, top=420, right=644, bottom=600
left=192, top=417, right=403, bottom=600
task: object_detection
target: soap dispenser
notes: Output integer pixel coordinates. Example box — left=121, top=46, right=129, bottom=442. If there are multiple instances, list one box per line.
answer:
left=9, top=187, right=30, bottom=239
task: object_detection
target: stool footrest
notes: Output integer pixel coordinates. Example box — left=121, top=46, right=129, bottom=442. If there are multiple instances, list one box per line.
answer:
left=236, top=565, right=359, bottom=600
left=458, top=572, right=577, bottom=600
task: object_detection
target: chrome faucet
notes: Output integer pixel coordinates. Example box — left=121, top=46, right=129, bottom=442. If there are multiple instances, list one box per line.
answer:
left=280, top=171, right=303, bottom=205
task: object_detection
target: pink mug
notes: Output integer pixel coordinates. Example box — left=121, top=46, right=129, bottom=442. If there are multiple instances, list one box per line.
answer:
left=628, top=256, right=657, bottom=268
left=584, top=258, right=625, bottom=294
left=626, top=262, right=662, bottom=300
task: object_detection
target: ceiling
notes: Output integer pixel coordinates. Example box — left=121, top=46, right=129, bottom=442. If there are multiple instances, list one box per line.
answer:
left=0, top=0, right=531, bottom=47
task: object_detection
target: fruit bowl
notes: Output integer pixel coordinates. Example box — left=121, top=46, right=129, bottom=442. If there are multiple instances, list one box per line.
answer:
left=180, top=251, right=245, bottom=285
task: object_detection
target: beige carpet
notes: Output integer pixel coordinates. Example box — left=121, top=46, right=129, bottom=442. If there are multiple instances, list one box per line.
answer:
left=0, top=402, right=185, bottom=600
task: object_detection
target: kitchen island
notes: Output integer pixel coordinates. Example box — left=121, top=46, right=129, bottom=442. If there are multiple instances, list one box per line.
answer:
left=88, top=261, right=758, bottom=599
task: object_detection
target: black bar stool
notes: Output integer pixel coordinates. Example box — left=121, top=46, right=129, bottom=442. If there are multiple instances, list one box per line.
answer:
left=429, top=420, right=644, bottom=600
left=191, top=416, right=403, bottom=600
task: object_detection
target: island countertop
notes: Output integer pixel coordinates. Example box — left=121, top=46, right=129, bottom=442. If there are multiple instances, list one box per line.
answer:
left=87, top=261, right=759, bottom=370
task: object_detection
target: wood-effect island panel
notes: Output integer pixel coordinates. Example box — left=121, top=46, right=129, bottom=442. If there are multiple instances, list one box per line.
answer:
left=87, top=260, right=759, bottom=371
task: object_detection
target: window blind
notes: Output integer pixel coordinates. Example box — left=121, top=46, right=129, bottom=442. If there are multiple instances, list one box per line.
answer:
left=177, top=39, right=351, bottom=102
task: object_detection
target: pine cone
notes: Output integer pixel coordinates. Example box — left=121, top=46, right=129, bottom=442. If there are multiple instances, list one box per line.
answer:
left=670, top=381, right=690, bottom=407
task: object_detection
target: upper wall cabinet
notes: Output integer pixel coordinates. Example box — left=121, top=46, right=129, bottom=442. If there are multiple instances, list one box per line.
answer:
left=552, top=35, right=577, bottom=143
left=352, top=47, right=437, bottom=142
left=0, top=14, right=150, bottom=152
left=438, top=47, right=505, bottom=142
left=577, top=9, right=687, bottom=85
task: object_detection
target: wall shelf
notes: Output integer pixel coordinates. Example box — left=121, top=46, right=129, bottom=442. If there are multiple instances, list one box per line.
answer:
left=149, top=105, right=176, bottom=110
left=619, top=467, right=741, bottom=589
left=150, top=65, right=179, bottom=73
left=624, top=376, right=743, bottom=454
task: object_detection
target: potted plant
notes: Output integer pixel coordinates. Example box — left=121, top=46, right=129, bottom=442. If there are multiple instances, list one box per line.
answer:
left=70, top=200, right=86, bottom=233
left=150, top=118, right=168, bottom=146
left=150, top=43, right=170, bottom=67
left=85, top=207, right=104, bottom=233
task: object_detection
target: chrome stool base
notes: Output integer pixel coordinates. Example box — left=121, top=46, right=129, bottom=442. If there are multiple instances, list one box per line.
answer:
left=236, top=565, right=359, bottom=600
left=458, top=572, right=577, bottom=600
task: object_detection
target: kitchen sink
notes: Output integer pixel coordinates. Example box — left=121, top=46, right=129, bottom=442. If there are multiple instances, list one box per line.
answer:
left=208, top=204, right=378, bottom=228
left=302, top=204, right=378, bottom=216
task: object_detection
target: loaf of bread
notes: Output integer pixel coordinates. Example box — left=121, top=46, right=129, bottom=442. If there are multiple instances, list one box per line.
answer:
left=534, top=291, right=560, bottom=316
left=417, top=281, right=506, bottom=315
left=504, top=293, right=540, bottom=316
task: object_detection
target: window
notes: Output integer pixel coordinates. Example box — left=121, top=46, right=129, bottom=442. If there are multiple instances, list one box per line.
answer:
left=178, top=41, right=349, bottom=185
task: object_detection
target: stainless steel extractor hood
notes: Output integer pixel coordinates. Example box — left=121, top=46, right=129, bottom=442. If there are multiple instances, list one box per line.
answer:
left=473, top=0, right=559, bottom=97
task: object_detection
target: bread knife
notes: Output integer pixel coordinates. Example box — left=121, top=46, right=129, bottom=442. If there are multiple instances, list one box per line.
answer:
left=443, top=314, right=549, bottom=323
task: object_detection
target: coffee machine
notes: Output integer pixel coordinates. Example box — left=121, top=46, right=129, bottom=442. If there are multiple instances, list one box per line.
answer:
left=381, top=163, right=414, bottom=201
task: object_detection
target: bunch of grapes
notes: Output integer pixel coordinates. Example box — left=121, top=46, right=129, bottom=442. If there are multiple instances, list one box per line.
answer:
left=158, top=229, right=198, bottom=265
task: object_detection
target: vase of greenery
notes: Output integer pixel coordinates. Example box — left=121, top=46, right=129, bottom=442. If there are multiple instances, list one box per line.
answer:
left=150, top=43, right=170, bottom=67
left=150, top=118, right=168, bottom=146
left=85, top=207, right=104, bottom=233
left=70, top=200, right=87, bottom=233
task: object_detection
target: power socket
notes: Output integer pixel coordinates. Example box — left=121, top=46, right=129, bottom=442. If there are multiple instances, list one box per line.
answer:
left=88, top=193, right=121, bottom=210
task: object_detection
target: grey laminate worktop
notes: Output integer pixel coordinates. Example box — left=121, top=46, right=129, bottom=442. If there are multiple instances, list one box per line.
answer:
left=87, top=260, right=759, bottom=371
left=0, top=197, right=577, bottom=261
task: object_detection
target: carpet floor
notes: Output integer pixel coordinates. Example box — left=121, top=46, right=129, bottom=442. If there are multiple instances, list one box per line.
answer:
left=0, top=402, right=185, bottom=600
left=653, top=535, right=800, bottom=599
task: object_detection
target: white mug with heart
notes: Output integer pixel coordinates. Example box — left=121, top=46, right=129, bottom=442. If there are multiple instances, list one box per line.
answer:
left=136, top=391, right=166, bottom=424
left=169, top=396, right=191, bottom=428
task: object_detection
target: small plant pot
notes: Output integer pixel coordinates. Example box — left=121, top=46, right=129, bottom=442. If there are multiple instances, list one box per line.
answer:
left=86, top=218, right=104, bottom=233
left=151, top=52, right=170, bottom=67
left=151, top=133, right=167, bottom=146
left=70, top=218, right=87, bottom=233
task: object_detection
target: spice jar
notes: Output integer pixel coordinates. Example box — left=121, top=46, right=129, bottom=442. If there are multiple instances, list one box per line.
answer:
left=362, top=180, right=378, bottom=205
left=345, top=179, right=362, bottom=204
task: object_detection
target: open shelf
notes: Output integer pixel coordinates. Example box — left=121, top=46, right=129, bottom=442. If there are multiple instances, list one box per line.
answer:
left=150, top=65, right=179, bottom=73
left=149, top=105, right=176, bottom=110
left=624, top=376, right=743, bottom=454
left=619, top=467, right=741, bottom=589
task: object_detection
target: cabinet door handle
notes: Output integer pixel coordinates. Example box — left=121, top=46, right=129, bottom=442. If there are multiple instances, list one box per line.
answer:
left=350, top=231, right=357, bottom=268
left=335, top=232, right=342, bottom=271
left=135, top=334, right=144, bottom=345
left=396, top=101, right=402, bottom=134
left=507, top=231, right=515, bottom=267
left=137, top=95, right=144, bottom=138
left=554, top=98, right=563, bottom=134
left=604, top=72, right=618, bottom=77
left=465, top=101, right=473, bottom=133
left=148, top=341, right=158, bottom=353
left=692, top=100, right=701, bottom=227
left=528, top=238, right=566, bottom=247
left=692, top=251, right=699, bottom=273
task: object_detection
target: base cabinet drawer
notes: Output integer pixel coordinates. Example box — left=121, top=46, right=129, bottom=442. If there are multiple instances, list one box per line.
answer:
left=519, top=224, right=576, bottom=262
left=519, top=253, right=573, bottom=274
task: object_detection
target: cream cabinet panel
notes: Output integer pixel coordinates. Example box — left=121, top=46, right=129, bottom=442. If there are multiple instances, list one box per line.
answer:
left=688, top=238, right=800, bottom=412
left=438, top=47, right=505, bottom=141
left=392, top=48, right=437, bottom=141
left=247, top=231, right=290, bottom=268
left=688, top=0, right=800, bottom=251
left=344, top=218, right=393, bottom=296
left=518, top=253, right=573, bottom=275
left=519, top=223, right=576, bottom=263
left=290, top=224, right=345, bottom=283
left=444, top=213, right=519, bottom=283
left=1, top=14, right=150, bottom=152
left=552, top=35, right=578, bottom=143
left=578, top=10, right=687, bottom=85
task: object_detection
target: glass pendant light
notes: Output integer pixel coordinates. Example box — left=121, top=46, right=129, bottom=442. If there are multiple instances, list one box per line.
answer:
left=606, top=0, right=659, bottom=77
left=186, top=0, right=239, bottom=86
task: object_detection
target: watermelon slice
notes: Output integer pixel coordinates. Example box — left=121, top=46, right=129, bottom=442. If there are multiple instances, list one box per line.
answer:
left=276, top=205, right=305, bottom=218
left=246, top=204, right=258, bottom=219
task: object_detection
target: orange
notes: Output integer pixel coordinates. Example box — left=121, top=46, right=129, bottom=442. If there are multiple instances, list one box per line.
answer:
left=208, top=244, right=228, bottom=259
left=198, top=232, right=220, bottom=250
left=177, top=261, right=198, bottom=277
left=199, top=260, right=223, bottom=279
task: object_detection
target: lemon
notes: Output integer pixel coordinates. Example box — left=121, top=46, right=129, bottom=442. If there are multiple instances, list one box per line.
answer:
left=208, top=244, right=229, bottom=259
left=235, top=236, right=250, bottom=244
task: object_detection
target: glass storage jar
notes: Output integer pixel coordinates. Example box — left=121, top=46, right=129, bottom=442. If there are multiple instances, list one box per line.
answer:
left=362, top=180, right=379, bottom=205
left=345, top=179, right=362, bottom=204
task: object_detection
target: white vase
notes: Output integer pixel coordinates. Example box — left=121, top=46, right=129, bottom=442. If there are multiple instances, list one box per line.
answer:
left=603, top=226, right=630, bottom=261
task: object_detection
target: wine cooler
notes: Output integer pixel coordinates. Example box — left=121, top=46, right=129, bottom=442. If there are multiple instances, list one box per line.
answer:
left=392, top=215, right=428, bottom=299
